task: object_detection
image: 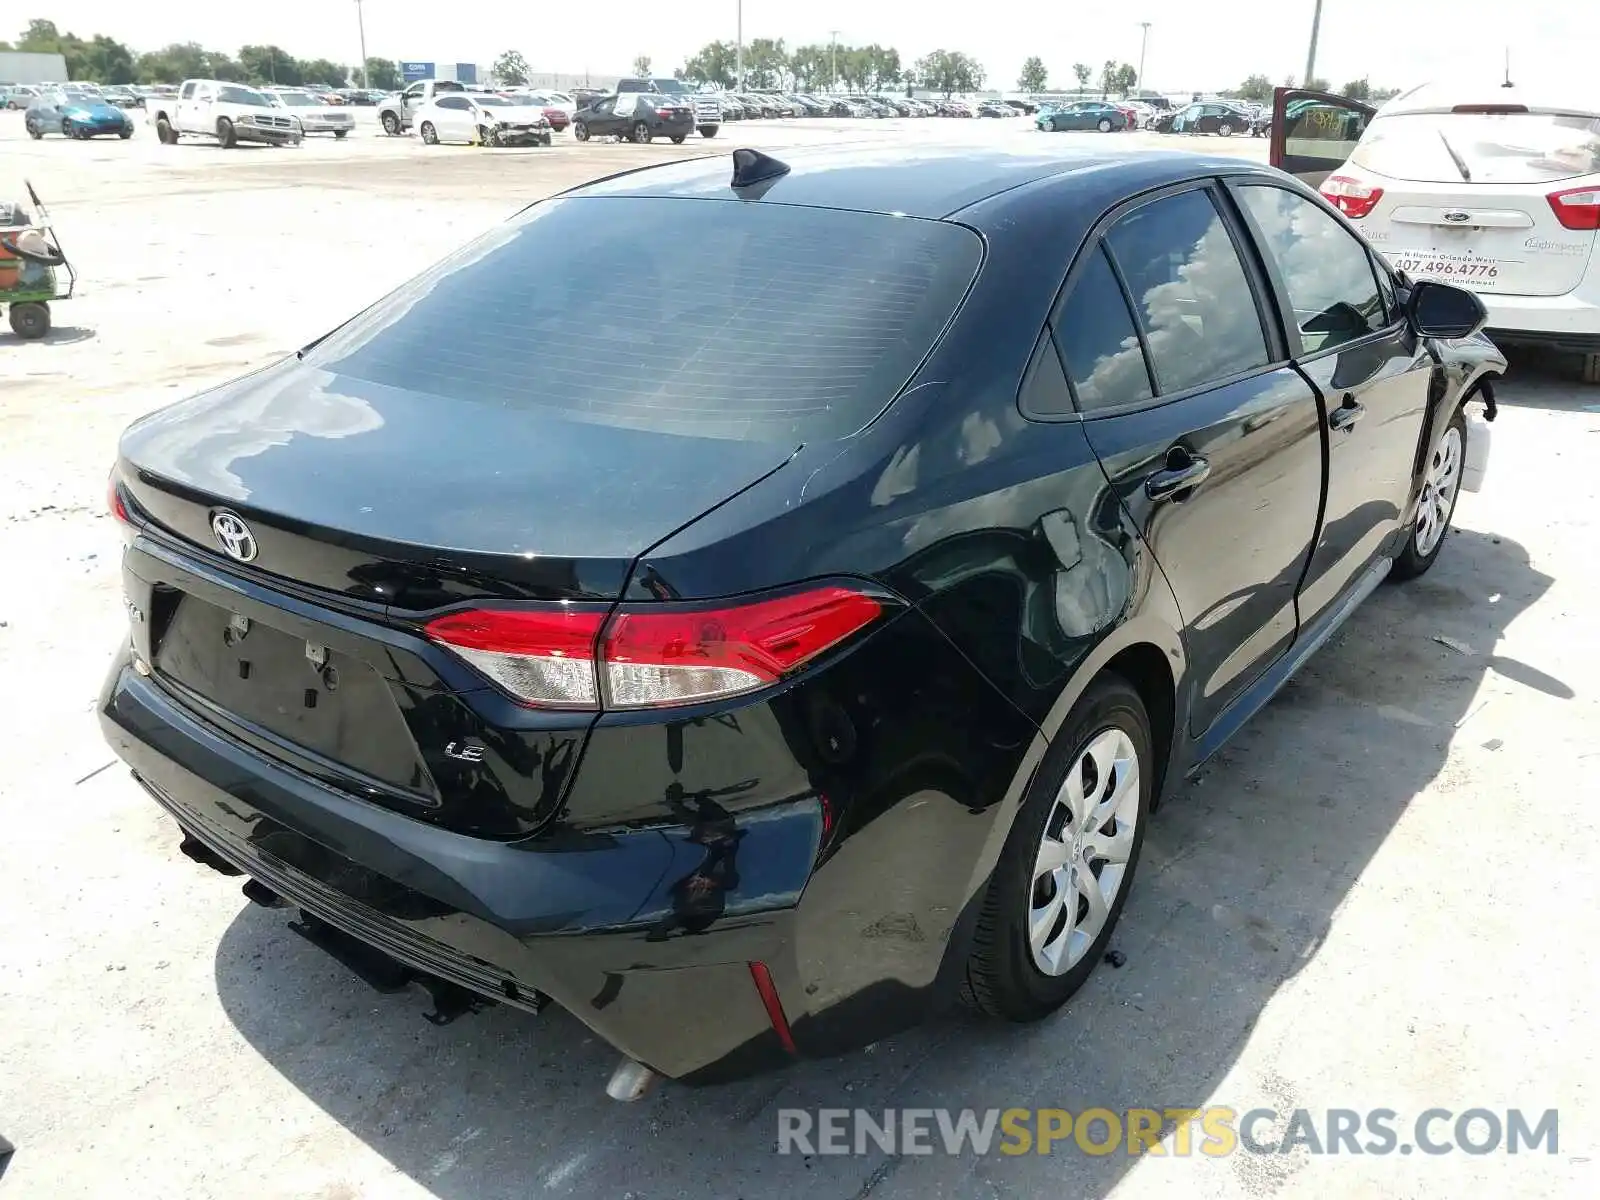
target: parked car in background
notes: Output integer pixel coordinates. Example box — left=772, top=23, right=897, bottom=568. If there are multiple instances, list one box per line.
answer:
left=1038, top=101, right=1129, bottom=132
left=572, top=91, right=695, bottom=143
left=24, top=87, right=135, bottom=139
left=271, top=89, right=356, bottom=138
left=1157, top=102, right=1252, bottom=137
left=100, top=143, right=1503, bottom=1097
left=977, top=100, right=1017, bottom=118
left=378, top=78, right=467, bottom=136
left=148, top=80, right=302, bottom=146
left=501, top=93, right=571, bottom=132
left=415, top=93, right=552, bottom=146
left=617, top=76, right=721, bottom=138
left=100, top=85, right=142, bottom=109
left=1270, top=83, right=1600, bottom=376
left=5, top=85, right=40, bottom=110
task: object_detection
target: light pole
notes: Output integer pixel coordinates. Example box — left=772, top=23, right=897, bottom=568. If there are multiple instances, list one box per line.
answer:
left=354, top=0, right=370, bottom=88
left=735, top=0, right=743, bottom=90
left=1136, top=22, right=1150, bottom=96
left=1303, top=0, right=1324, bottom=88
left=829, top=30, right=840, bottom=90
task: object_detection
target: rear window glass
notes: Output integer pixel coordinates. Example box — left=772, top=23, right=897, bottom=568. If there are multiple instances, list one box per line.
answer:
left=311, top=197, right=982, bottom=442
left=1351, top=111, right=1600, bottom=184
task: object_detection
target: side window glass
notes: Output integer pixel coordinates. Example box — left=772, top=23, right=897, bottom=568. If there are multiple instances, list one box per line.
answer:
left=1019, top=329, right=1075, bottom=418
left=1105, top=189, right=1271, bottom=395
left=1236, top=185, right=1387, bottom=355
left=180, top=82, right=195, bottom=100
left=1050, top=245, right=1155, bottom=412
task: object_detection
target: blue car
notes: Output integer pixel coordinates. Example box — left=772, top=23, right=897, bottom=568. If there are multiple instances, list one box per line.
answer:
left=24, top=88, right=135, bottom=140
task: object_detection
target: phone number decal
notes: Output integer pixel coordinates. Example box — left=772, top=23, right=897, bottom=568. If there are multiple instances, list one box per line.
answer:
left=1388, top=258, right=1500, bottom=279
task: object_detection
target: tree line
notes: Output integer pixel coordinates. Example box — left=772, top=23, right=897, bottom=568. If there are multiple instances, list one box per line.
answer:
left=1229, top=73, right=1400, bottom=104
left=671, top=39, right=987, bottom=97
left=1, top=18, right=403, bottom=90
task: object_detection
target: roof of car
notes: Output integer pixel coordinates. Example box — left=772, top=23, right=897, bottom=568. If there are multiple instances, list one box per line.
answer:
left=566, top=144, right=1281, bottom=220
left=1380, top=80, right=1600, bottom=118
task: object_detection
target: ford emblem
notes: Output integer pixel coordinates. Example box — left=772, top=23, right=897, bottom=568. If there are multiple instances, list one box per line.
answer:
left=1442, top=211, right=1472, bottom=223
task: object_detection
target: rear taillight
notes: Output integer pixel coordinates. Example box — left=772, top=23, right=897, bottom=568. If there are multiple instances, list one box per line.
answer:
left=1547, top=186, right=1600, bottom=232
left=656, top=108, right=673, bottom=119
left=1320, top=174, right=1384, bottom=220
left=108, top=470, right=132, bottom=526
left=425, top=585, right=883, bottom=711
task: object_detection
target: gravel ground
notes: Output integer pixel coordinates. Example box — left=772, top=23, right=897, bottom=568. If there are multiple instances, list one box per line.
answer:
left=2, top=110, right=1597, bottom=1200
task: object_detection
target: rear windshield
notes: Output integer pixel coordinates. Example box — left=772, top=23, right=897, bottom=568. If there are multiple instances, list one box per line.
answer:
left=310, top=197, right=982, bottom=442
left=1351, top=111, right=1600, bottom=184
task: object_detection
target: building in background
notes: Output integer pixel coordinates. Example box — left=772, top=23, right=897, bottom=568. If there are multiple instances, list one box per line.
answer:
left=0, top=51, right=69, bottom=85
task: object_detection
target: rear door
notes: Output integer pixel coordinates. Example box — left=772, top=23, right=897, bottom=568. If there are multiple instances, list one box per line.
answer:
left=1269, top=88, right=1376, bottom=186
left=1231, top=180, right=1433, bottom=626
left=176, top=80, right=206, bottom=134
left=1062, top=183, right=1325, bottom=737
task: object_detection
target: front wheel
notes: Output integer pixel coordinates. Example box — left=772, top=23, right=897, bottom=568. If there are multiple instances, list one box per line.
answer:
left=26, top=121, right=42, bottom=140
left=216, top=117, right=236, bottom=148
left=1391, top=408, right=1466, bottom=581
left=8, top=301, right=51, bottom=340
left=119, top=127, right=132, bottom=139
left=572, top=121, right=590, bottom=142
left=1097, top=118, right=1113, bottom=133
left=380, top=111, right=401, bottom=135
left=631, top=121, right=651, bottom=144
left=963, top=675, right=1152, bottom=1021
left=419, top=121, right=438, bottom=145
left=334, top=129, right=348, bottom=139
left=698, top=125, right=718, bottom=139
left=156, top=117, right=176, bottom=144
left=671, top=134, right=687, bottom=144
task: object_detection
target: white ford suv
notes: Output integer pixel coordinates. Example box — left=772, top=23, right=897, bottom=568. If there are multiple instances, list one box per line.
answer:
left=1270, top=82, right=1600, bottom=380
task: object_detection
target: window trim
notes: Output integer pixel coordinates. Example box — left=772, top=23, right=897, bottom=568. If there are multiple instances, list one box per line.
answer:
left=1222, top=177, right=1407, bottom=366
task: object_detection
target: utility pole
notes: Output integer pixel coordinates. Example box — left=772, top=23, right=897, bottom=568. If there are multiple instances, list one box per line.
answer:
left=354, top=0, right=369, bottom=88
left=1303, top=0, right=1324, bottom=88
left=829, top=30, right=840, bottom=89
left=735, top=0, right=743, bottom=90
left=1136, top=22, right=1150, bottom=95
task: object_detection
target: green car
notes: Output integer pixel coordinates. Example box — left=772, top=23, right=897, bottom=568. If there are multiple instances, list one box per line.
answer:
left=1037, top=101, right=1129, bottom=133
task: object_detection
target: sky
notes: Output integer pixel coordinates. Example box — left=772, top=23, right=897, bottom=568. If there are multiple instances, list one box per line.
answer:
left=16, top=1, right=1598, bottom=94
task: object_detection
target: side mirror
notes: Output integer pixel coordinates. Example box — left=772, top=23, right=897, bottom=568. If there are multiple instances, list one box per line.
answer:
left=1405, top=279, right=1487, bottom=340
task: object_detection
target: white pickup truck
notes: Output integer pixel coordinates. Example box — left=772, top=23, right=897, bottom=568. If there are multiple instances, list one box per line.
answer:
left=377, top=78, right=466, bottom=136
left=148, top=80, right=303, bottom=147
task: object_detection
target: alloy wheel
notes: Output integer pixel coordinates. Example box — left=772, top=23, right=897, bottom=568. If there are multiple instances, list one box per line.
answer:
left=1414, top=425, right=1462, bottom=557
left=1028, top=728, right=1141, bottom=976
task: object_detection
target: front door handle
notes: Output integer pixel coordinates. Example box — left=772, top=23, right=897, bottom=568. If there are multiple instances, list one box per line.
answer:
left=1329, top=395, right=1366, bottom=432
left=1145, top=452, right=1212, bottom=501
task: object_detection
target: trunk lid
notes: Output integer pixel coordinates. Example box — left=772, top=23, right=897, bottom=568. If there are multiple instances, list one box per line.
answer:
left=118, top=358, right=798, bottom=608
left=116, top=360, right=796, bottom=838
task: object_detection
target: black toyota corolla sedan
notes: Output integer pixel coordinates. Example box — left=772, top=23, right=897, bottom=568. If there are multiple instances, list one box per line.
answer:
left=100, top=144, right=1504, bottom=1094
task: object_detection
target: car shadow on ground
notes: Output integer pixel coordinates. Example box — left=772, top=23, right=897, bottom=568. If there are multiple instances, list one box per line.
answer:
left=0, top=324, right=96, bottom=347
left=212, top=522, right=1560, bottom=1199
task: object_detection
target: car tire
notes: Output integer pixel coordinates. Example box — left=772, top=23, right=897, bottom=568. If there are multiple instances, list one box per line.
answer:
left=671, top=134, right=687, bottom=144
left=963, top=674, right=1152, bottom=1022
left=156, top=117, right=175, bottom=144
left=1390, top=407, right=1467, bottom=581
left=420, top=121, right=438, bottom=145
left=216, top=117, right=236, bottom=148
left=8, top=301, right=51, bottom=340
left=632, top=121, right=651, bottom=144
left=26, top=121, right=42, bottom=140
left=119, top=127, right=132, bottom=139
left=573, top=121, right=589, bottom=142
left=1097, top=118, right=1113, bottom=132
left=334, top=129, right=348, bottom=139
left=698, top=125, right=718, bottom=139
left=1218, top=121, right=1235, bottom=137
left=539, top=133, right=552, bottom=147
left=381, top=111, right=401, bottom=135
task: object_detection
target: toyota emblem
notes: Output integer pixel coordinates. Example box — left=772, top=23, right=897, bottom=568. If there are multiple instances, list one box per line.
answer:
left=210, top=510, right=259, bottom=562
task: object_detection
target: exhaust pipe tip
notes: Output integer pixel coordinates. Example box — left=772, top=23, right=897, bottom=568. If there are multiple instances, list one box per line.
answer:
left=605, top=1057, right=662, bottom=1102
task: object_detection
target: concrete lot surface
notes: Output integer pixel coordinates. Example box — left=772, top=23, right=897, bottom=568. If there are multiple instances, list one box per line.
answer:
left=1, top=112, right=1597, bottom=1199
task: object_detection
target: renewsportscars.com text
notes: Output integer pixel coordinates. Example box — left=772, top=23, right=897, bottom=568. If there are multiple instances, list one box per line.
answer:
left=777, top=1107, right=1560, bottom=1158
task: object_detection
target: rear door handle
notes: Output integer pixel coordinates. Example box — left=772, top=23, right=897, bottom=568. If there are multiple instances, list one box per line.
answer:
left=1329, top=395, right=1365, bottom=431
left=1145, top=453, right=1212, bottom=501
